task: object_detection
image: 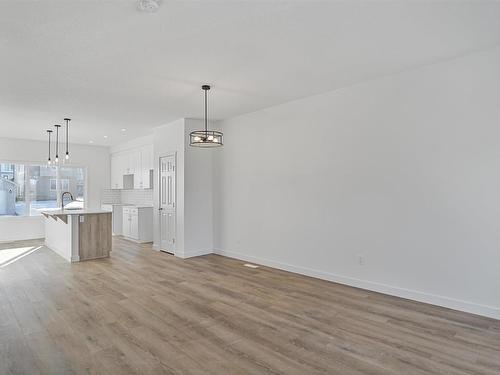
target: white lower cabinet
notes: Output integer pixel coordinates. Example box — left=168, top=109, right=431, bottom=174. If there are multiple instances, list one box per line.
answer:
left=122, top=206, right=153, bottom=243
left=129, top=213, right=139, bottom=240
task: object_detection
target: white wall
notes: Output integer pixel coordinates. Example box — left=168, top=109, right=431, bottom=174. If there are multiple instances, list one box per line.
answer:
left=0, top=137, right=109, bottom=241
left=184, top=119, right=213, bottom=256
left=151, top=119, right=214, bottom=258
left=213, top=47, right=500, bottom=319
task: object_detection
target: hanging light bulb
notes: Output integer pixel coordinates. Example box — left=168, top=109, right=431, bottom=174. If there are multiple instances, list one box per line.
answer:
left=64, top=118, right=71, bottom=161
left=189, top=85, right=223, bottom=147
left=46, top=130, right=53, bottom=165
left=54, top=124, right=61, bottom=163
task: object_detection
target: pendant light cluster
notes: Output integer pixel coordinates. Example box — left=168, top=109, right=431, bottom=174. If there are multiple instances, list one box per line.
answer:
left=189, top=85, right=223, bottom=148
left=46, top=118, right=71, bottom=165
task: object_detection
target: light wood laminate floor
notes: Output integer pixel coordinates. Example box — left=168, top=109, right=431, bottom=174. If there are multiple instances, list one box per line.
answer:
left=0, top=238, right=499, bottom=375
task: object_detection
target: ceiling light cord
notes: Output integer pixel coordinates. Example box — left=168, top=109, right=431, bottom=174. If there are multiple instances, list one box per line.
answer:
left=205, top=88, right=208, bottom=134
left=54, top=124, right=61, bottom=163
left=64, top=118, right=71, bottom=160
left=46, top=130, right=53, bottom=165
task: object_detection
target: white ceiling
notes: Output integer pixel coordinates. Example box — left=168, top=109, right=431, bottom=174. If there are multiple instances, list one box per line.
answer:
left=1, top=0, right=500, bottom=146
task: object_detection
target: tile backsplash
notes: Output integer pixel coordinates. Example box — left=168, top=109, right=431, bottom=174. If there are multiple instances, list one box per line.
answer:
left=102, top=189, right=153, bottom=206
left=101, top=189, right=121, bottom=204
left=121, top=189, right=154, bottom=205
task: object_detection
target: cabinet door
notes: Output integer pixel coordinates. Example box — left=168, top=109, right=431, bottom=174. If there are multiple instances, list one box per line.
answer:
left=111, top=153, right=126, bottom=189
left=122, top=212, right=130, bottom=237
left=130, top=214, right=139, bottom=239
left=110, top=155, right=116, bottom=188
left=128, top=150, right=140, bottom=174
left=136, top=145, right=153, bottom=189
left=142, top=145, right=153, bottom=170
left=119, top=153, right=128, bottom=176
left=133, top=150, right=142, bottom=189
left=110, top=155, right=119, bottom=189
left=122, top=151, right=130, bottom=175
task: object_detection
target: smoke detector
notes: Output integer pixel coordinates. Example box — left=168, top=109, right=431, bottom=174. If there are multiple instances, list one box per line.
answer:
left=138, top=0, right=159, bottom=13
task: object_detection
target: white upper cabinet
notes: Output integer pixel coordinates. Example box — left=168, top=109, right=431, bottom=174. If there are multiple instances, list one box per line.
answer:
left=110, top=153, right=126, bottom=189
left=110, top=144, right=153, bottom=190
left=128, top=149, right=140, bottom=175
left=140, top=145, right=153, bottom=189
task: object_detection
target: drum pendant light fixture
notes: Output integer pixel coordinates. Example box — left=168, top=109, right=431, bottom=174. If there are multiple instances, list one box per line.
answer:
left=189, top=85, right=223, bottom=148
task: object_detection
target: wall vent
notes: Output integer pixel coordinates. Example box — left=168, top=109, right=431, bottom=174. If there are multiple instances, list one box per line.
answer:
left=244, top=263, right=259, bottom=269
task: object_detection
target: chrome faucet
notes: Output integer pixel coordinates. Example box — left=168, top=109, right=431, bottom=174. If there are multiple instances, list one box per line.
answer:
left=61, top=191, right=74, bottom=210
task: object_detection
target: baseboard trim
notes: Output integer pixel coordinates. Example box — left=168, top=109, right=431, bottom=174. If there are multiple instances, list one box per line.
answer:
left=0, top=237, right=45, bottom=244
left=177, top=249, right=213, bottom=259
left=213, top=248, right=500, bottom=320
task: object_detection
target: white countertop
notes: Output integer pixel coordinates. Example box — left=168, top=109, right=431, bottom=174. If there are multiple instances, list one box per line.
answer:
left=101, top=203, right=153, bottom=208
left=42, top=209, right=112, bottom=216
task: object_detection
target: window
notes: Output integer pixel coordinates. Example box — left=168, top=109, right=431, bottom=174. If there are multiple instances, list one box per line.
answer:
left=0, top=164, right=25, bottom=216
left=49, top=178, right=69, bottom=191
left=0, top=163, right=86, bottom=217
left=1, top=164, right=14, bottom=172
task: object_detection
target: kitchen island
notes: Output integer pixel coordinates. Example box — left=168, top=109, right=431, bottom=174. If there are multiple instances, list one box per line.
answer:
left=42, top=209, right=112, bottom=262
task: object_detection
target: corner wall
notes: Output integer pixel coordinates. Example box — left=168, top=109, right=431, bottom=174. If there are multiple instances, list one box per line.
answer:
left=152, top=118, right=214, bottom=258
left=213, top=47, right=500, bottom=319
left=184, top=119, right=213, bottom=257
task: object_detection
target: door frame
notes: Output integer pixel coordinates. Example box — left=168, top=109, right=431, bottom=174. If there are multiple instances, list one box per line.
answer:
left=158, top=152, right=177, bottom=255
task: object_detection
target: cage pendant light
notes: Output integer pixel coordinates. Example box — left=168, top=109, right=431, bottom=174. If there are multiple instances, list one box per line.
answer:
left=189, top=85, right=223, bottom=147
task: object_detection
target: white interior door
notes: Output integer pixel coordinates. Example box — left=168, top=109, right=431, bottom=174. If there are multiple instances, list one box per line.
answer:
left=159, top=154, right=176, bottom=253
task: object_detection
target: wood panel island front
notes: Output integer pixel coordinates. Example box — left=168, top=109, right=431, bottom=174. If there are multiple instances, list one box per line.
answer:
left=42, top=209, right=112, bottom=262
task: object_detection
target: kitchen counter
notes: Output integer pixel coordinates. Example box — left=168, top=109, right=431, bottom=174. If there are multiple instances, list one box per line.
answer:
left=101, top=203, right=153, bottom=208
left=42, top=209, right=111, bottom=222
left=42, top=209, right=112, bottom=262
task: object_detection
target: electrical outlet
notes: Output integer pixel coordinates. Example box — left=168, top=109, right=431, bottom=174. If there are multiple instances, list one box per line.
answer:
left=358, top=255, right=365, bottom=266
